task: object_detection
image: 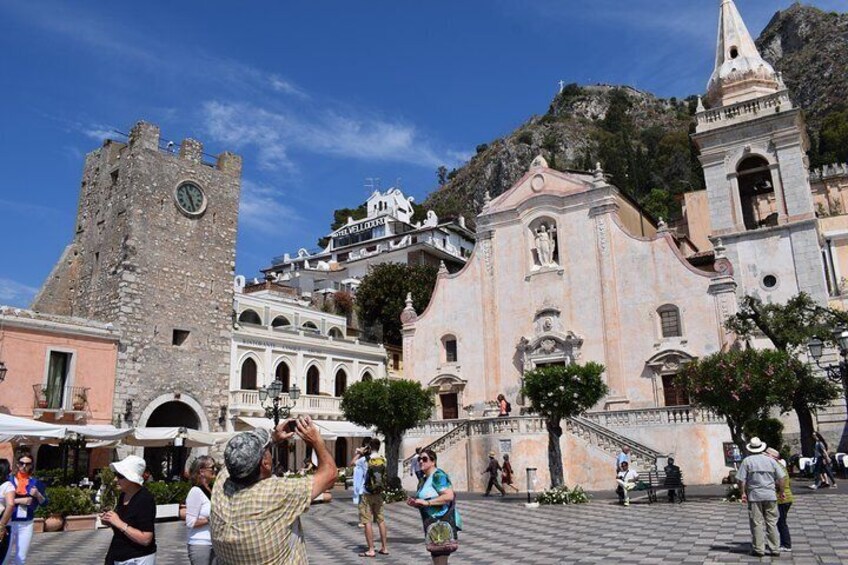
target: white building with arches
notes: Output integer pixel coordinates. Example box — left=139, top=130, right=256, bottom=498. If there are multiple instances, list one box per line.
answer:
left=229, top=277, right=386, bottom=469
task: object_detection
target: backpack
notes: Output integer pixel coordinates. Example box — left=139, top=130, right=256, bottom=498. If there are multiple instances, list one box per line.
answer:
left=505, top=401, right=512, bottom=414
left=365, top=455, right=387, bottom=494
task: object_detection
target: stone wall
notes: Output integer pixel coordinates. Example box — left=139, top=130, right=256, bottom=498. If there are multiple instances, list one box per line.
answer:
left=33, top=121, right=242, bottom=432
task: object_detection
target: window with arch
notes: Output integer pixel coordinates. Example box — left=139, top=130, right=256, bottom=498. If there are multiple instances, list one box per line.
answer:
left=361, top=370, right=373, bottom=382
left=306, top=366, right=320, bottom=395
left=441, top=335, right=458, bottom=363
left=737, top=156, right=777, bottom=231
left=328, top=327, right=344, bottom=339
left=302, top=321, right=319, bottom=333
left=271, top=316, right=291, bottom=328
left=275, top=362, right=290, bottom=392
left=334, top=369, right=347, bottom=397
left=238, top=309, right=262, bottom=326
left=657, top=305, right=682, bottom=338
left=240, top=358, right=258, bottom=390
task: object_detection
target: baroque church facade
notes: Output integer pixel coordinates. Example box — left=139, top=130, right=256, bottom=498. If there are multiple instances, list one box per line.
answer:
left=400, top=0, right=844, bottom=492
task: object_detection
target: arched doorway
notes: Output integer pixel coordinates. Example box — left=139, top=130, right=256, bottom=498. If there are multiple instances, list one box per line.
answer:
left=275, top=362, right=290, bottom=392
left=306, top=366, right=320, bottom=395
left=334, top=437, right=348, bottom=467
left=334, top=369, right=347, bottom=397
left=144, top=401, right=201, bottom=480
left=241, top=358, right=258, bottom=390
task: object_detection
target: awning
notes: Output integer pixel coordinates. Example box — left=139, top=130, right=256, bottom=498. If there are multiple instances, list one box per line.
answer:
left=123, top=427, right=228, bottom=448
left=0, top=413, right=67, bottom=443
left=236, top=417, right=373, bottom=440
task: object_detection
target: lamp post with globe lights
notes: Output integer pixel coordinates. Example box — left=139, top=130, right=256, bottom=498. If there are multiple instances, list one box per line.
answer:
left=258, top=380, right=301, bottom=474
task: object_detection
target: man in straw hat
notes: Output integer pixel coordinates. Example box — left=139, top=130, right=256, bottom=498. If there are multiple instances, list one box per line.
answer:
left=736, top=437, right=786, bottom=557
left=482, top=451, right=505, bottom=496
left=210, top=416, right=337, bottom=564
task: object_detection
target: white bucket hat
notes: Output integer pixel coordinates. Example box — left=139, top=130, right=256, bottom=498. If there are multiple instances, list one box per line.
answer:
left=110, top=455, right=147, bottom=485
left=746, top=437, right=767, bottom=454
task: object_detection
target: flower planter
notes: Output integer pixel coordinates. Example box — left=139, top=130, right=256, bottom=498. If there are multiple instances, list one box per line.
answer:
left=44, top=514, right=65, bottom=532
left=64, top=514, right=98, bottom=531
left=33, top=517, right=45, bottom=534
left=155, top=503, right=180, bottom=520
left=38, top=400, right=49, bottom=409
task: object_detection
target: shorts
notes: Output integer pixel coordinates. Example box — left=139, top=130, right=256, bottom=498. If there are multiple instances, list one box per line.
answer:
left=358, top=493, right=385, bottom=525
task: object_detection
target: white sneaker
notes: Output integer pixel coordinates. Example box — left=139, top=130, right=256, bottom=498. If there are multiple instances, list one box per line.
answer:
left=808, top=484, right=818, bottom=489
left=779, top=547, right=792, bottom=552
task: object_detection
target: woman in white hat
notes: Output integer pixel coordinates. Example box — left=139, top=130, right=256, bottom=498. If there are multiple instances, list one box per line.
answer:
left=102, top=455, right=157, bottom=565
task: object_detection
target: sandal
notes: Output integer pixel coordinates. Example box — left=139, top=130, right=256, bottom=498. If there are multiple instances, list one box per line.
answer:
left=379, top=549, right=390, bottom=555
left=359, top=551, right=377, bottom=558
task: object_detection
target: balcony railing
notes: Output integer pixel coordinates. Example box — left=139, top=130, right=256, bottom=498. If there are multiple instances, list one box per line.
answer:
left=228, top=390, right=344, bottom=419
left=32, top=384, right=90, bottom=419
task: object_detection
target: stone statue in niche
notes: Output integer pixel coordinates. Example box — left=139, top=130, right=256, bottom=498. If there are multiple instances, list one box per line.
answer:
left=534, top=224, right=557, bottom=267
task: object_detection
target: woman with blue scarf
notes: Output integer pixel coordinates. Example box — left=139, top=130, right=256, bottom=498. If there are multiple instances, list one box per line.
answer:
left=406, top=449, right=461, bottom=564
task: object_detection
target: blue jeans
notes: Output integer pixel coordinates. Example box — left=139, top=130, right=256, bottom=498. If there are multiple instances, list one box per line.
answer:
left=777, top=502, right=791, bottom=549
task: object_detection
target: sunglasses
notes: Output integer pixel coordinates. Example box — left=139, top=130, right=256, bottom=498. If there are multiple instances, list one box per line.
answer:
left=18, top=461, right=32, bottom=466
left=417, top=456, right=431, bottom=463
left=114, top=472, right=127, bottom=480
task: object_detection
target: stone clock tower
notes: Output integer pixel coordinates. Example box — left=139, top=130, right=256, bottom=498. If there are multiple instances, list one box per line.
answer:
left=34, top=121, right=242, bottom=437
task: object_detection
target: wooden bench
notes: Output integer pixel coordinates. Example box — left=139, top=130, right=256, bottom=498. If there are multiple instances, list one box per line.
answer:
left=643, top=470, right=686, bottom=503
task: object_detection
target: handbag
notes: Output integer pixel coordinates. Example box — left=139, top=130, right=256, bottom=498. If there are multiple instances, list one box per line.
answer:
left=419, top=471, right=461, bottom=555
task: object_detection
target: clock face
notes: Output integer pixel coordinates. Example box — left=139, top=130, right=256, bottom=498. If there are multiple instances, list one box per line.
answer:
left=175, top=182, right=206, bottom=216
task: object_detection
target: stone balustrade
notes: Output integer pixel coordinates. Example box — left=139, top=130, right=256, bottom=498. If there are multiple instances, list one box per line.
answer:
left=696, top=91, right=792, bottom=132
left=582, top=406, right=725, bottom=427
left=228, top=390, right=344, bottom=419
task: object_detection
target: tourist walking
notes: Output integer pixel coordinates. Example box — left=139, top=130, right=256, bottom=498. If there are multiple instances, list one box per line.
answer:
left=616, top=446, right=631, bottom=472
left=765, top=448, right=793, bottom=552
left=501, top=455, right=519, bottom=493
left=0, top=459, right=16, bottom=564
left=407, top=449, right=462, bottom=565
left=102, top=455, right=157, bottom=565
left=811, top=431, right=836, bottom=489
left=411, top=447, right=424, bottom=481
left=356, top=438, right=389, bottom=558
left=210, top=416, right=337, bottom=564
left=185, top=456, right=218, bottom=565
left=8, top=452, right=47, bottom=565
left=736, top=437, right=786, bottom=558
left=482, top=452, right=505, bottom=496
left=664, top=457, right=681, bottom=502
left=615, top=461, right=639, bottom=506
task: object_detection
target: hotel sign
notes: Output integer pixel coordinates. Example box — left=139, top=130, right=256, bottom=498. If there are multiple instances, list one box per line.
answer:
left=334, top=216, right=385, bottom=237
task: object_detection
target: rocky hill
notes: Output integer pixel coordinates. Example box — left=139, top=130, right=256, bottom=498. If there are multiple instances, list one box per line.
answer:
left=422, top=3, right=848, bottom=227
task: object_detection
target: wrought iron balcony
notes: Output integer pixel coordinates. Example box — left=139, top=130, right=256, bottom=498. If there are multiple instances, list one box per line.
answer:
left=32, top=384, right=90, bottom=420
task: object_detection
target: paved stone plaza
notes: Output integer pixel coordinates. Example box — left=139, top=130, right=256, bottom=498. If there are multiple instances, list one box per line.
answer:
left=24, top=488, right=848, bottom=564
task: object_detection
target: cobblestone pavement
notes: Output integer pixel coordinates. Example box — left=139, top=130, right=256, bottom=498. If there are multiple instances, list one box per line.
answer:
left=25, top=488, right=848, bottom=564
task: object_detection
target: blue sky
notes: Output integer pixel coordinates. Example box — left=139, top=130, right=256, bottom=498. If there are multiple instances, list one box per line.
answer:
left=0, top=0, right=843, bottom=307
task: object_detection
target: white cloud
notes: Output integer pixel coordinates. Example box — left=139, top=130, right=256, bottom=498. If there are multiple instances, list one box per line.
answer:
left=239, top=179, right=303, bottom=236
left=0, top=278, right=39, bottom=307
left=269, top=76, right=309, bottom=99
left=202, top=101, right=452, bottom=173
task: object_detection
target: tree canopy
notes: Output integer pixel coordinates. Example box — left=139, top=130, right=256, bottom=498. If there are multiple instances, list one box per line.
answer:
left=355, top=262, right=439, bottom=345
left=341, top=378, right=434, bottom=480
left=522, top=363, right=607, bottom=487
left=677, top=348, right=800, bottom=454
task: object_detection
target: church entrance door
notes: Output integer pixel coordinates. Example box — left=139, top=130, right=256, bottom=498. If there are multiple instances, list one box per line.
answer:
left=440, top=393, right=458, bottom=420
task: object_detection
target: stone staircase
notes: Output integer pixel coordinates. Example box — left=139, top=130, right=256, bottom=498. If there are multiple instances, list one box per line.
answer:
left=403, top=415, right=664, bottom=474
left=565, top=415, right=664, bottom=471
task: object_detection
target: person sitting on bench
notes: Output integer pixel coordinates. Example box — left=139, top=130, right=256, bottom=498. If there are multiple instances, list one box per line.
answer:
left=664, top=458, right=682, bottom=502
left=616, top=461, right=639, bottom=506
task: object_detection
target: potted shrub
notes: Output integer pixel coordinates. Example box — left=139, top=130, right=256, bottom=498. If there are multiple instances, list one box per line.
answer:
left=148, top=480, right=191, bottom=520
left=37, top=486, right=70, bottom=532
left=72, top=390, right=87, bottom=411
left=63, top=488, right=97, bottom=531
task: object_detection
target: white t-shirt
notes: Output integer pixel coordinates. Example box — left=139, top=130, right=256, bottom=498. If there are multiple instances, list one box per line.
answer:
left=185, top=486, right=212, bottom=545
left=0, top=481, right=13, bottom=514
left=617, top=469, right=638, bottom=483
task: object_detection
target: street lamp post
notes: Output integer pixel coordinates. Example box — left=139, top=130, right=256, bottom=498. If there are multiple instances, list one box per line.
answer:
left=258, top=381, right=301, bottom=474
left=807, top=327, right=848, bottom=408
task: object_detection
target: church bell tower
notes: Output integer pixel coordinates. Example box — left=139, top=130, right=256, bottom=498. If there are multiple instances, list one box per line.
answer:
left=692, top=0, right=827, bottom=303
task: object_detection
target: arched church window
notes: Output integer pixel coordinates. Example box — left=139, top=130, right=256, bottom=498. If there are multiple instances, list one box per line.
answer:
left=736, top=156, right=777, bottom=231
left=238, top=309, right=262, bottom=325
left=328, top=327, right=344, bottom=339
left=361, top=371, right=373, bottom=382
left=442, top=335, right=458, bottom=363
left=334, top=369, right=347, bottom=397
left=302, top=321, right=319, bottom=333
left=240, top=358, right=258, bottom=390
left=657, top=305, right=682, bottom=338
